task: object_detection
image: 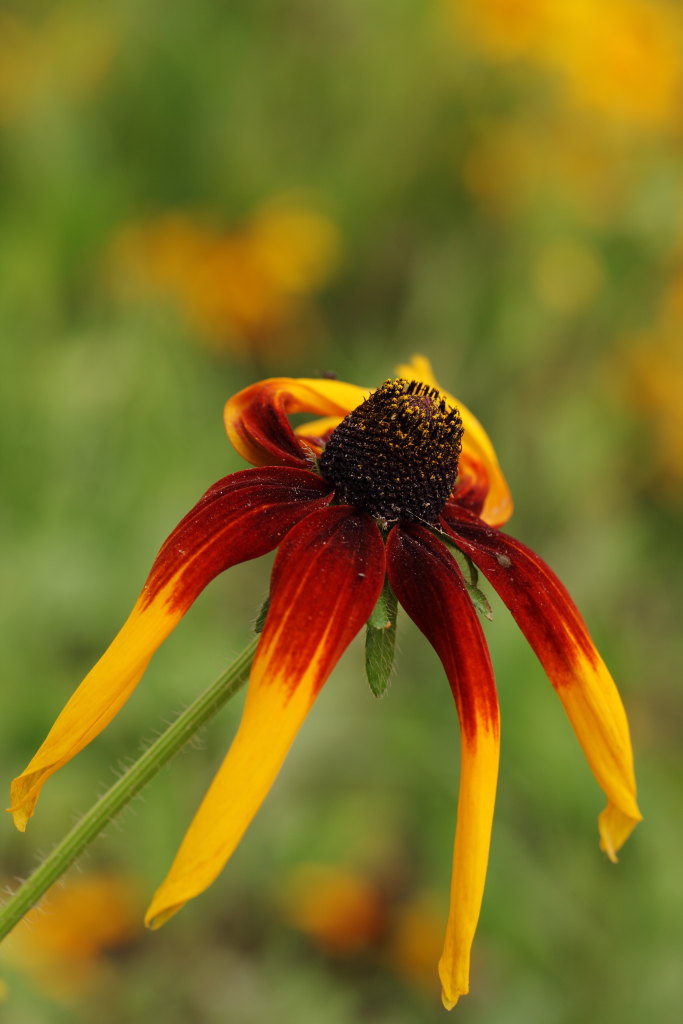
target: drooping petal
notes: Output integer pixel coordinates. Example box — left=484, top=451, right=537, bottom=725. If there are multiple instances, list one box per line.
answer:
left=386, top=524, right=500, bottom=1010
left=395, top=355, right=513, bottom=527
left=145, top=505, right=385, bottom=928
left=9, top=468, right=333, bottom=831
left=224, top=377, right=368, bottom=468
left=442, top=506, right=642, bottom=859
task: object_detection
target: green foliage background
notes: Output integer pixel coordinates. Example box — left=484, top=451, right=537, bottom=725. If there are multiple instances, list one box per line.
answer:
left=2, top=1, right=681, bottom=1021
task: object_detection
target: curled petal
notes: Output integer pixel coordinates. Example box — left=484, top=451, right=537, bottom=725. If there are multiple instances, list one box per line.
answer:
left=387, top=525, right=500, bottom=1009
left=443, top=506, right=642, bottom=859
left=224, top=377, right=368, bottom=468
left=9, top=468, right=332, bottom=830
left=145, top=506, right=385, bottom=928
left=395, top=355, right=513, bottom=527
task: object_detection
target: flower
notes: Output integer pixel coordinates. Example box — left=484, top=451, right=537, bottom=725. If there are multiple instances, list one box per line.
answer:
left=275, top=860, right=446, bottom=994
left=275, top=863, right=387, bottom=955
left=0, top=6, right=118, bottom=126
left=106, top=199, right=340, bottom=359
left=8, top=357, right=641, bottom=1009
left=449, top=0, right=683, bottom=131
left=620, top=331, right=683, bottom=495
left=1, top=873, right=141, bottom=1001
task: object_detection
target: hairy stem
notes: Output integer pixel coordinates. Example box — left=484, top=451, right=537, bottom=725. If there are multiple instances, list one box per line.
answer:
left=0, top=636, right=258, bottom=941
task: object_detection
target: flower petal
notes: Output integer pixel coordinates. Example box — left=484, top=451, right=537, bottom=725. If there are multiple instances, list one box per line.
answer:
left=224, top=377, right=368, bottom=468
left=447, top=451, right=491, bottom=518
left=395, top=355, right=513, bottom=527
left=443, top=506, right=642, bottom=859
left=294, top=415, right=341, bottom=457
left=9, top=468, right=332, bottom=831
left=386, top=524, right=500, bottom=1010
left=145, top=506, right=385, bottom=928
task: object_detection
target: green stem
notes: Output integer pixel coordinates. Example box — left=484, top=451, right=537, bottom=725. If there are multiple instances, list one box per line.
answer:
left=0, top=635, right=259, bottom=942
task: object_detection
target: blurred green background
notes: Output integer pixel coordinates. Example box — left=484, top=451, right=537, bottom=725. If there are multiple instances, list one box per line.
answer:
left=2, top=1, right=682, bottom=1021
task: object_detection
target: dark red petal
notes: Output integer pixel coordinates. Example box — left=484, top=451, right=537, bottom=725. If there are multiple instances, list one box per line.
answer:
left=441, top=505, right=596, bottom=681
left=144, top=505, right=386, bottom=927
left=386, top=523, right=500, bottom=1005
left=225, top=383, right=314, bottom=468
left=259, top=506, right=386, bottom=698
left=386, top=524, right=498, bottom=738
left=225, top=378, right=367, bottom=469
left=441, top=502, right=642, bottom=864
left=144, top=466, right=333, bottom=612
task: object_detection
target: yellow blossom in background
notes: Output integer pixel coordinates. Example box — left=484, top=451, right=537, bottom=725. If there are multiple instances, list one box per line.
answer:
left=448, top=0, right=683, bottom=131
left=247, top=201, right=341, bottom=295
left=618, top=253, right=683, bottom=497
left=275, top=862, right=446, bottom=996
left=1, top=873, right=142, bottom=1001
left=275, top=863, right=386, bottom=954
left=545, top=0, right=683, bottom=130
left=461, top=117, right=632, bottom=226
left=661, top=267, right=683, bottom=327
left=622, top=332, right=683, bottom=494
left=0, top=5, right=118, bottom=125
left=386, top=896, right=445, bottom=991
left=450, top=0, right=553, bottom=60
left=107, top=199, right=341, bottom=361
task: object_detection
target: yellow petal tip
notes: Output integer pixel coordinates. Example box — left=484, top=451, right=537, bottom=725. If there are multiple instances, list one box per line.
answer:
left=144, top=898, right=186, bottom=931
left=598, top=802, right=643, bottom=863
left=441, top=985, right=466, bottom=1011
left=9, top=766, right=54, bottom=832
left=7, top=782, right=36, bottom=832
left=6, top=805, right=28, bottom=833
left=439, top=959, right=469, bottom=1011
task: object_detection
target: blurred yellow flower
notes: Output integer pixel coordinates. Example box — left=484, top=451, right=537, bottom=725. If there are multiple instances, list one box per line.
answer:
left=275, top=861, right=446, bottom=995
left=275, top=863, right=386, bottom=954
left=0, top=6, right=118, bottom=125
left=449, top=0, right=552, bottom=60
left=661, top=268, right=683, bottom=327
left=108, top=200, right=341, bottom=359
left=547, top=0, right=683, bottom=129
left=461, top=118, right=626, bottom=225
left=623, top=332, right=683, bottom=493
left=449, top=0, right=683, bottom=130
left=1, top=873, right=142, bottom=1001
left=386, top=896, right=445, bottom=990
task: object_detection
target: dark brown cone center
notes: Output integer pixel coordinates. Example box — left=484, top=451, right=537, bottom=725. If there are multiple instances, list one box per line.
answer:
left=318, top=379, right=464, bottom=523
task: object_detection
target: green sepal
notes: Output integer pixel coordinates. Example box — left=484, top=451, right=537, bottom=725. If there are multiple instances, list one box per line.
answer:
left=466, top=582, right=493, bottom=622
left=442, top=535, right=479, bottom=586
left=254, top=595, right=270, bottom=634
left=365, top=577, right=398, bottom=698
left=438, top=530, right=492, bottom=620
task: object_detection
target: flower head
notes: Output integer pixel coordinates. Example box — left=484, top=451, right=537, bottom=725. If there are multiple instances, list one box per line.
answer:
left=319, top=378, right=464, bottom=523
left=8, top=357, right=640, bottom=1009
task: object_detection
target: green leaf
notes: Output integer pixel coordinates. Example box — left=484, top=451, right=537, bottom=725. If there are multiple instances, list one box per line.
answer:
left=365, top=578, right=398, bottom=698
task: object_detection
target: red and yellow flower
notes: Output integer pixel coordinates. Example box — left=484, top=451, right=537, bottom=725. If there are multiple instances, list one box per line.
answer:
left=8, top=356, right=641, bottom=1009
